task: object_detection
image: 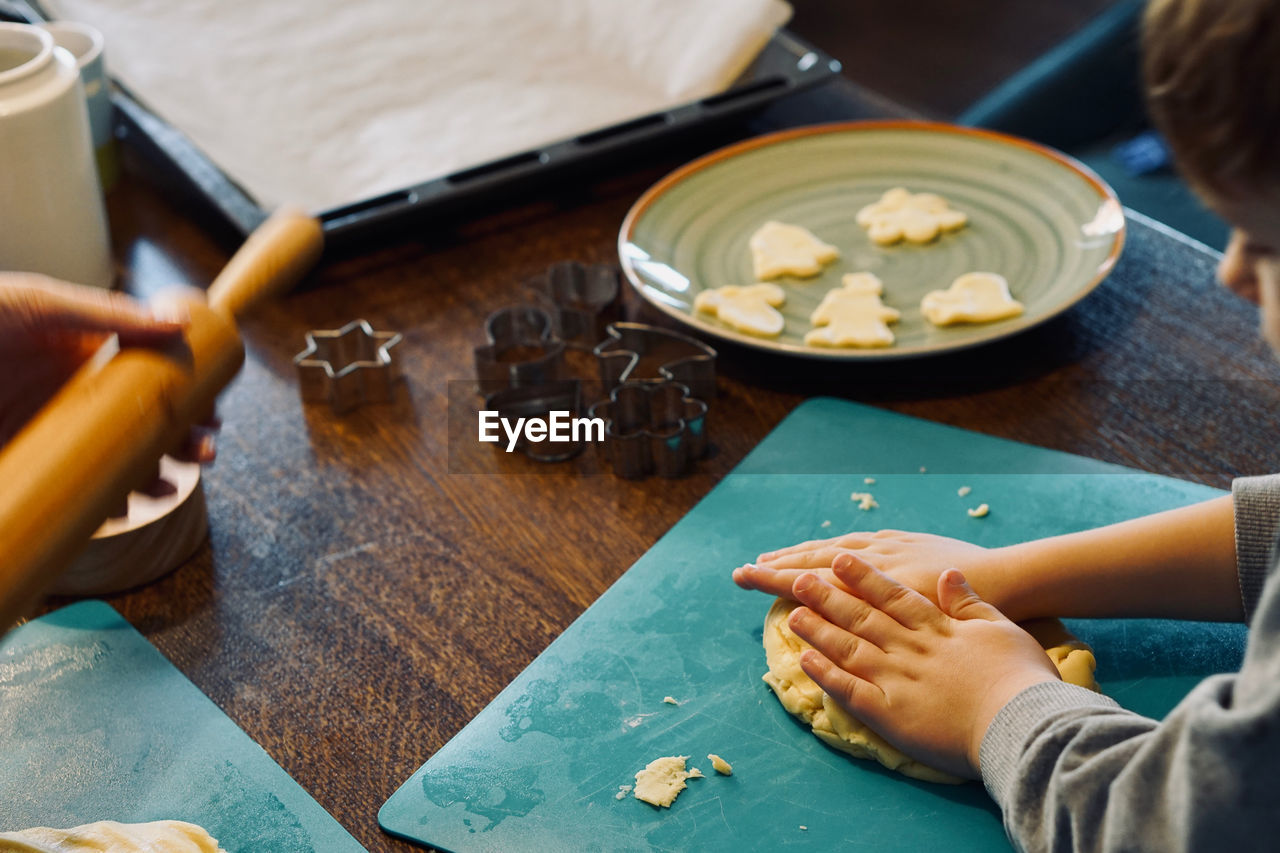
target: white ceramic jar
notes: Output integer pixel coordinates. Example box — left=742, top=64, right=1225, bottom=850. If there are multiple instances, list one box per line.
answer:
left=0, top=23, right=113, bottom=289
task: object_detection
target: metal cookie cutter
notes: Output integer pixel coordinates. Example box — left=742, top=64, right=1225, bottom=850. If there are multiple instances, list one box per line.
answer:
left=294, top=320, right=402, bottom=413
left=474, top=305, right=566, bottom=395
left=593, top=323, right=717, bottom=403
left=588, top=381, right=708, bottom=479
left=525, top=261, right=621, bottom=349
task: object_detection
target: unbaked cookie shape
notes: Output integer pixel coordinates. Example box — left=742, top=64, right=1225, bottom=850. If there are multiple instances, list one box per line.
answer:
left=856, top=187, right=968, bottom=245
left=921, top=272, right=1024, bottom=326
left=694, top=283, right=786, bottom=337
left=804, top=272, right=900, bottom=348
left=749, top=221, right=840, bottom=279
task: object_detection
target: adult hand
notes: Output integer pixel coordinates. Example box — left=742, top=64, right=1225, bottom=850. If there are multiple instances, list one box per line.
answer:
left=0, top=273, right=216, bottom=462
left=787, top=552, right=1060, bottom=779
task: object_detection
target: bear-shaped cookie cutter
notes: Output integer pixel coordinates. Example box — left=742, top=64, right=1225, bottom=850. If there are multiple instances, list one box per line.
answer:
left=588, top=381, right=709, bottom=479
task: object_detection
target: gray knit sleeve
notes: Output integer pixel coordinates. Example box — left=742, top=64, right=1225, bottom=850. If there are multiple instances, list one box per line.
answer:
left=1232, top=474, right=1280, bottom=619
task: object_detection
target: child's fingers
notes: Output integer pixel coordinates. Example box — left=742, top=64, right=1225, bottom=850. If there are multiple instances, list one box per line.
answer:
left=936, top=569, right=1005, bottom=622
left=754, top=545, right=850, bottom=569
left=798, top=648, right=887, bottom=721
left=756, top=534, right=844, bottom=563
left=791, top=574, right=897, bottom=650
left=831, top=552, right=939, bottom=629
left=732, top=564, right=829, bottom=596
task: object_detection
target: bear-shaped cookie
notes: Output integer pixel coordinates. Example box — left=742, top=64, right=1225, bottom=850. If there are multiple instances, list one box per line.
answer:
left=694, top=282, right=786, bottom=337
left=749, top=221, right=840, bottom=279
left=855, top=187, right=968, bottom=245
left=921, top=271, right=1024, bottom=326
left=804, top=272, right=900, bottom=348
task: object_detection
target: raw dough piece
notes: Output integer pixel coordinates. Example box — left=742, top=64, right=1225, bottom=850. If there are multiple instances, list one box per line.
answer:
left=957, top=486, right=972, bottom=497
left=855, top=188, right=968, bottom=245
left=0, top=821, right=226, bottom=853
left=694, top=283, right=786, bottom=337
left=921, top=272, right=1024, bottom=326
left=749, top=221, right=840, bottom=279
left=633, top=755, right=702, bottom=807
left=967, top=503, right=990, bottom=518
left=850, top=491, right=878, bottom=511
left=707, top=753, right=733, bottom=775
left=761, top=598, right=1099, bottom=784
left=805, top=273, right=900, bottom=348
left=663, top=696, right=679, bottom=705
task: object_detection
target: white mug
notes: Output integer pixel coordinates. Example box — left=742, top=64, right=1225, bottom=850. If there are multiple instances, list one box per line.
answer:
left=0, top=23, right=113, bottom=289
left=39, top=20, right=117, bottom=190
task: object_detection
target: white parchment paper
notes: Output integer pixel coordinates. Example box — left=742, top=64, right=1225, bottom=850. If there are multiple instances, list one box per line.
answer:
left=47, top=0, right=791, bottom=211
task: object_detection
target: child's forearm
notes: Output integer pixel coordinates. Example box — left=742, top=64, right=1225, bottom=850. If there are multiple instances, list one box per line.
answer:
left=975, top=496, right=1242, bottom=622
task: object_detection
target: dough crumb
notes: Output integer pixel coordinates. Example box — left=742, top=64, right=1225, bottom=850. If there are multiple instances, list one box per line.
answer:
left=919, top=466, right=927, bottom=473
left=615, top=785, right=633, bottom=800
left=850, top=492, right=878, bottom=511
left=957, top=486, right=972, bottom=497
left=800, top=825, right=809, bottom=831
left=863, top=477, right=876, bottom=484
left=967, top=503, right=990, bottom=518
left=820, top=520, right=832, bottom=528
left=633, top=756, right=701, bottom=807
left=749, top=220, right=840, bottom=279
left=663, top=696, right=679, bottom=705
left=708, top=754, right=733, bottom=775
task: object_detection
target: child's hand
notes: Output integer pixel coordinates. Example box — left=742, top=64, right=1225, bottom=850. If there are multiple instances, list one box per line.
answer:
left=788, top=552, right=1060, bottom=779
left=734, top=529, right=999, bottom=608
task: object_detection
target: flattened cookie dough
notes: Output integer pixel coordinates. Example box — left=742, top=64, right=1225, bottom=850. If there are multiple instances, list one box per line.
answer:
left=921, top=272, right=1024, bottom=326
left=761, top=597, right=1099, bottom=784
left=856, top=187, right=968, bottom=245
left=749, top=221, right=840, bottom=279
left=694, top=283, right=786, bottom=337
left=805, top=272, right=900, bottom=348
left=0, top=820, right=227, bottom=853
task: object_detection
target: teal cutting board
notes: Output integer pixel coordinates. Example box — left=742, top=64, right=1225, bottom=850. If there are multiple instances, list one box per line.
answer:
left=380, top=398, right=1247, bottom=852
left=0, top=601, right=367, bottom=852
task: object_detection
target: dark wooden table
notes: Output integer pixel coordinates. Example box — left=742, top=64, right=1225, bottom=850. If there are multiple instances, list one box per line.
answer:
left=55, top=77, right=1280, bottom=851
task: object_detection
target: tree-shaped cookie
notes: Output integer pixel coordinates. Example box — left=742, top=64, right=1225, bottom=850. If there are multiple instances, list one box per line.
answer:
left=856, top=187, right=968, bottom=245
left=805, top=273, right=901, bottom=348
left=921, top=272, right=1024, bottom=326
left=749, top=221, right=840, bottom=279
left=694, top=283, right=786, bottom=337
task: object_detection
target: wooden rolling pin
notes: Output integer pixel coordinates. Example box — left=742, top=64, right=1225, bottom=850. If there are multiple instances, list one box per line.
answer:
left=0, top=207, right=323, bottom=630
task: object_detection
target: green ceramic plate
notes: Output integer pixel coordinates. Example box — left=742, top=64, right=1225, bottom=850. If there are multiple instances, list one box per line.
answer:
left=618, top=121, right=1125, bottom=359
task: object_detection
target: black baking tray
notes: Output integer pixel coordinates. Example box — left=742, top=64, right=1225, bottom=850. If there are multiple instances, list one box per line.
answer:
left=8, top=1, right=840, bottom=247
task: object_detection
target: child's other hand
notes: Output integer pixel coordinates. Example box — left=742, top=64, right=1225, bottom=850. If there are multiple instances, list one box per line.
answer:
left=734, top=529, right=996, bottom=607
left=788, top=552, right=1059, bottom=780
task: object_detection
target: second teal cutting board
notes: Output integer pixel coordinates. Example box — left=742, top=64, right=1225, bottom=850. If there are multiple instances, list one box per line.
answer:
left=381, top=398, right=1247, bottom=852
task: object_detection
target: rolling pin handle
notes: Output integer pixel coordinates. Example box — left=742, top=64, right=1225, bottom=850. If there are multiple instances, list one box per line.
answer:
left=206, top=206, right=324, bottom=319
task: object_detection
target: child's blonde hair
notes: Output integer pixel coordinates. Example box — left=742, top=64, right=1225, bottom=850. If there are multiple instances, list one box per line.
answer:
left=1143, top=0, right=1280, bottom=196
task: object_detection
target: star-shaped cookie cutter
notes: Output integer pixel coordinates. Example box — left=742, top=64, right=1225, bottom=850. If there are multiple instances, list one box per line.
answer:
left=294, top=320, right=402, bottom=413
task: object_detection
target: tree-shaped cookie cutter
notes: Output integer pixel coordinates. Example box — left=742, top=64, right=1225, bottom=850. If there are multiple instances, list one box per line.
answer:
left=588, top=381, right=708, bottom=478
left=294, top=320, right=402, bottom=413
left=592, top=323, right=717, bottom=403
